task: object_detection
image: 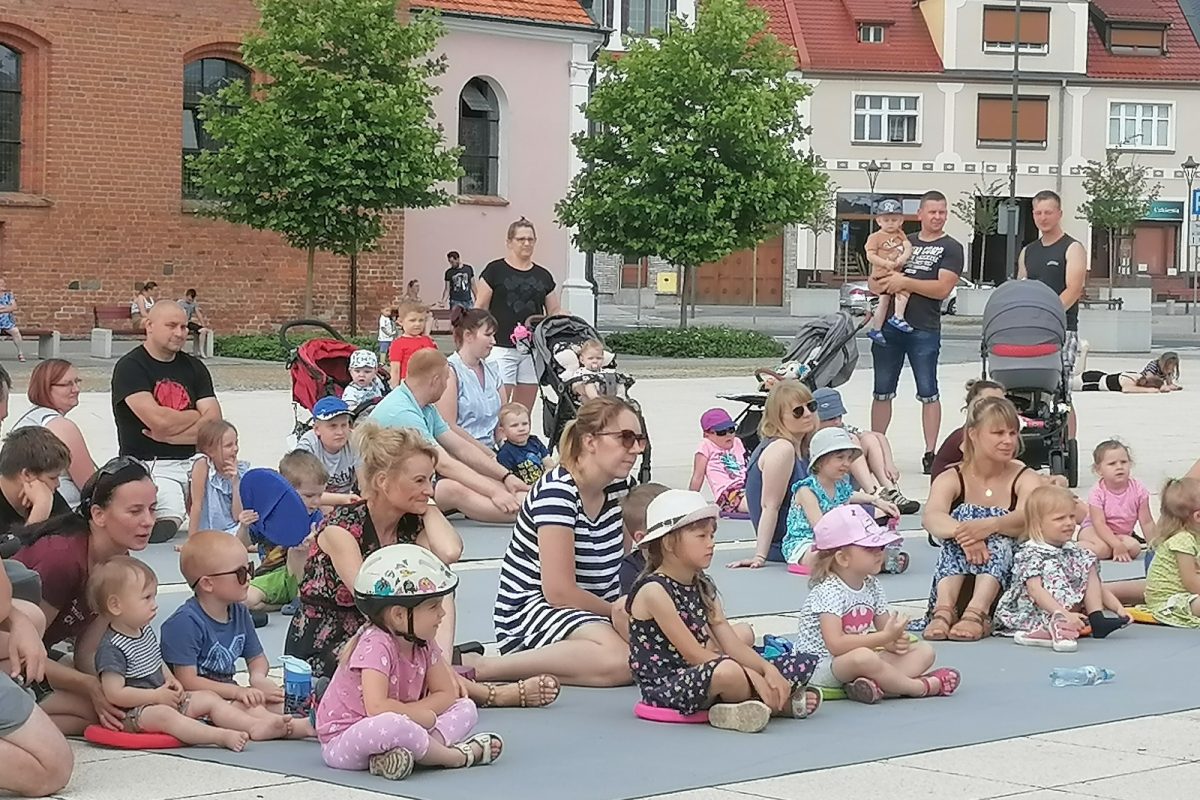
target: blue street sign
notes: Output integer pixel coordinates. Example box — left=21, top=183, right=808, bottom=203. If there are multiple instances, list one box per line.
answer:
left=1192, top=187, right=1200, bottom=217
left=841, top=222, right=850, bottom=242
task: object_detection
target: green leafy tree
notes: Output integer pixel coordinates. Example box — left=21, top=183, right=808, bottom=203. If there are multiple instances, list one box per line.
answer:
left=1077, top=151, right=1162, bottom=289
left=951, top=177, right=1004, bottom=283
left=797, top=177, right=837, bottom=281
left=556, top=0, right=825, bottom=327
left=191, top=0, right=462, bottom=320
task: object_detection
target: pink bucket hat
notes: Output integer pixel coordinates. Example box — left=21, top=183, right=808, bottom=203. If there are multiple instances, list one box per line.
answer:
left=813, top=505, right=902, bottom=551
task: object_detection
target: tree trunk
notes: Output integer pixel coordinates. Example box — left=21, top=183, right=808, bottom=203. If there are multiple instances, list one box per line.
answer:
left=688, top=264, right=698, bottom=321
left=348, top=250, right=359, bottom=336
left=677, top=264, right=687, bottom=328
left=304, top=246, right=316, bottom=318
left=811, top=232, right=820, bottom=280
left=1107, top=228, right=1115, bottom=293
left=976, top=234, right=985, bottom=284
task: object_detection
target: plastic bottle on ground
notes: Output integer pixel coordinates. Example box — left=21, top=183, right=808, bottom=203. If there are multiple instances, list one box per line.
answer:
left=1049, top=666, right=1115, bottom=687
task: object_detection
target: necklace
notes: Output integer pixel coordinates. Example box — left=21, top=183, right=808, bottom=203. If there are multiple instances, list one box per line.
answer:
left=969, top=466, right=1002, bottom=500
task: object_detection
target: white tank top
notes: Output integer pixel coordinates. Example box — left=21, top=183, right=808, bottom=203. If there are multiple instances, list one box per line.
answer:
left=10, top=406, right=82, bottom=509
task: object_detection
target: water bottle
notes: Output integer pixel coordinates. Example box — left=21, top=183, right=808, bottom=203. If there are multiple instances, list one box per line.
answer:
left=281, top=655, right=314, bottom=717
left=1049, top=666, right=1115, bottom=687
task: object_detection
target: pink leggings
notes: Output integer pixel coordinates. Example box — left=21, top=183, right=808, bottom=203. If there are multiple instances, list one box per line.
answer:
left=321, top=699, right=478, bottom=771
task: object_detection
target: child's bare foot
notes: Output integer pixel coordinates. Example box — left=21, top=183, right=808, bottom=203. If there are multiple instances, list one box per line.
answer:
left=285, top=716, right=316, bottom=739
left=248, top=716, right=288, bottom=741
left=215, top=728, right=250, bottom=751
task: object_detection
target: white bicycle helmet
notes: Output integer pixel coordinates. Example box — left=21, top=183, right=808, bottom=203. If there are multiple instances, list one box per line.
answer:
left=353, top=544, right=458, bottom=643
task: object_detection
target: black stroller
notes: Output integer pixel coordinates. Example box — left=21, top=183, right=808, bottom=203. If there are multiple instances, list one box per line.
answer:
left=981, top=281, right=1078, bottom=487
left=718, top=311, right=870, bottom=455
left=529, top=314, right=652, bottom=483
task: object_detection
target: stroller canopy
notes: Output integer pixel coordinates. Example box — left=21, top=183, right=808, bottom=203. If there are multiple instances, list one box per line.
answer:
left=531, top=314, right=601, bottom=390
left=289, top=338, right=358, bottom=411
left=783, top=311, right=860, bottom=390
left=982, top=280, right=1067, bottom=349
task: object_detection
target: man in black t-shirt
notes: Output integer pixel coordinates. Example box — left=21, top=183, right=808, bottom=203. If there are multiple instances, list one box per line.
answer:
left=111, top=302, right=221, bottom=543
left=871, top=191, right=964, bottom=474
left=441, top=251, right=475, bottom=311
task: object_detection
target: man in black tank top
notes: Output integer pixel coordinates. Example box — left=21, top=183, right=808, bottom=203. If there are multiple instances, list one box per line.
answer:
left=1019, top=190, right=1087, bottom=435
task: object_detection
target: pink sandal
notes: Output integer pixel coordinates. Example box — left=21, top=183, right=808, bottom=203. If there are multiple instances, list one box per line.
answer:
left=919, top=667, right=961, bottom=697
left=845, top=677, right=884, bottom=704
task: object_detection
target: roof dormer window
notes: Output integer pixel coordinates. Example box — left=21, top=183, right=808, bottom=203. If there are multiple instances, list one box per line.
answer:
left=1106, top=24, right=1167, bottom=56
left=858, top=24, right=885, bottom=43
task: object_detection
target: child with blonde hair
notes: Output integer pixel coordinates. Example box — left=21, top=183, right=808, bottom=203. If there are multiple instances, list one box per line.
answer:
left=995, top=486, right=1128, bottom=652
left=795, top=505, right=958, bottom=704
left=628, top=490, right=820, bottom=732
left=1140, top=477, right=1200, bottom=627
left=495, top=402, right=554, bottom=485
left=566, top=339, right=608, bottom=400
left=387, top=301, right=437, bottom=384
left=864, top=199, right=913, bottom=344
left=1078, top=440, right=1153, bottom=562
left=187, top=420, right=256, bottom=542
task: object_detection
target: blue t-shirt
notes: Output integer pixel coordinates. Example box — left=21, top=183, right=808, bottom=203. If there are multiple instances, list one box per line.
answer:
left=160, top=597, right=265, bottom=683
left=745, top=437, right=810, bottom=558
left=618, top=550, right=645, bottom=597
left=370, top=383, right=449, bottom=442
left=497, top=436, right=551, bottom=485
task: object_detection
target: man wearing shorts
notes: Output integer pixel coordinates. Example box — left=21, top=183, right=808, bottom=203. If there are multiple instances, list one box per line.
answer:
left=871, top=190, right=964, bottom=474
left=1019, top=189, right=1086, bottom=437
left=111, top=302, right=221, bottom=543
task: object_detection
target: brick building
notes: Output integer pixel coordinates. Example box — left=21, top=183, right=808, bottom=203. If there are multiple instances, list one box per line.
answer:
left=0, top=0, right=406, bottom=335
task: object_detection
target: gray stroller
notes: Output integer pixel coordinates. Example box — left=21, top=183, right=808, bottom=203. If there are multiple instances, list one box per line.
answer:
left=981, top=280, right=1078, bottom=487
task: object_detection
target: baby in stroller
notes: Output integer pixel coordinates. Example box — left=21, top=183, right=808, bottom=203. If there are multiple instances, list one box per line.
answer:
left=553, top=336, right=634, bottom=400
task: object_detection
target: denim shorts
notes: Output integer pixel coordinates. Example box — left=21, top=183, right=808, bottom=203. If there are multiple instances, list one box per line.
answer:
left=872, top=327, right=942, bottom=403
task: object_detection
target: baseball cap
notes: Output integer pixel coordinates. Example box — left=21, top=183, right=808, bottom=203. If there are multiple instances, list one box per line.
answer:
left=700, top=408, right=735, bottom=432
left=349, top=349, right=378, bottom=370
left=641, top=490, right=719, bottom=547
left=813, top=505, right=901, bottom=551
left=874, top=198, right=903, bottom=215
left=808, top=426, right=862, bottom=465
left=812, top=387, right=847, bottom=422
left=312, top=396, right=351, bottom=421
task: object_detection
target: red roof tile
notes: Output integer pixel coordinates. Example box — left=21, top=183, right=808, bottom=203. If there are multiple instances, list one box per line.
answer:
left=1087, top=0, right=1200, bottom=80
left=755, top=0, right=941, bottom=72
left=414, top=0, right=595, bottom=27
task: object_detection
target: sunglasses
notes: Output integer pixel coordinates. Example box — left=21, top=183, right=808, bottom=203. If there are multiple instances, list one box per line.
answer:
left=79, top=456, right=151, bottom=516
left=792, top=400, right=819, bottom=418
left=597, top=430, right=648, bottom=449
left=710, top=426, right=737, bottom=436
left=191, top=563, right=254, bottom=588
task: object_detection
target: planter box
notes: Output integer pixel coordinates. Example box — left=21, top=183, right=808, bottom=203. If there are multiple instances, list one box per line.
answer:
left=789, top=288, right=840, bottom=318
left=956, top=287, right=994, bottom=317
left=613, top=287, right=656, bottom=308
left=1078, top=308, right=1151, bottom=354
left=1093, top=286, right=1152, bottom=312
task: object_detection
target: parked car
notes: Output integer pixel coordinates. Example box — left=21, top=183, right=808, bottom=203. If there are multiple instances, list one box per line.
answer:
left=839, top=275, right=976, bottom=315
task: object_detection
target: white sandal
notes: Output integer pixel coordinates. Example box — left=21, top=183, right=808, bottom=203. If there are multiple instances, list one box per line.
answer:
left=454, top=732, right=504, bottom=767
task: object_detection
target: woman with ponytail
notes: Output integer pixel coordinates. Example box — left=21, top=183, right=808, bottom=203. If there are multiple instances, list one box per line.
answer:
left=434, top=306, right=503, bottom=453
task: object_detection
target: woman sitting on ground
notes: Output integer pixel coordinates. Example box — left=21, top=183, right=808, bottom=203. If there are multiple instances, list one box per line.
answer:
left=929, top=379, right=1006, bottom=482
left=11, top=360, right=98, bottom=510
left=467, top=396, right=645, bottom=688
left=920, top=397, right=1042, bottom=641
left=434, top=306, right=503, bottom=454
left=728, top=381, right=817, bottom=568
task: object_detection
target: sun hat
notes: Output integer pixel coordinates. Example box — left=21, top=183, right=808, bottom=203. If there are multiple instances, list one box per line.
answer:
left=700, top=408, right=735, bottom=432
left=874, top=198, right=903, bottom=215
left=812, top=387, right=847, bottom=422
left=641, top=490, right=719, bottom=547
left=808, top=426, right=862, bottom=465
left=312, top=396, right=351, bottom=421
left=813, top=505, right=901, bottom=551
left=349, top=349, right=378, bottom=370
left=238, top=468, right=313, bottom=547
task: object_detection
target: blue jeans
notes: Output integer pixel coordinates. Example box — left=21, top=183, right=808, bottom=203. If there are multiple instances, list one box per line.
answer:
left=449, top=299, right=473, bottom=311
left=872, top=326, right=942, bottom=403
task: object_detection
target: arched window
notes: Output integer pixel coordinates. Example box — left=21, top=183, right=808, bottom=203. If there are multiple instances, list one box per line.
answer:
left=0, top=45, right=21, bottom=192
left=182, top=57, right=250, bottom=198
left=458, top=78, right=500, bottom=196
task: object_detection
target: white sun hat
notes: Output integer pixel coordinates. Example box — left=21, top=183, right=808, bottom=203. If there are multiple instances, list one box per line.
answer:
left=641, top=489, right=719, bottom=547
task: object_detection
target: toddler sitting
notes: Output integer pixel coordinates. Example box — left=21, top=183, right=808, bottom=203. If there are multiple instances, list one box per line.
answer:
left=496, top=403, right=556, bottom=485
left=688, top=408, right=748, bottom=515
left=343, top=349, right=386, bottom=409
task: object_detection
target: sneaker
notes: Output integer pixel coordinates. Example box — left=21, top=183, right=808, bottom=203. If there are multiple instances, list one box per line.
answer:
left=880, top=486, right=920, bottom=515
left=708, top=700, right=771, bottom=733
left=280, top=597, right=301, bottom=616
left=922, top=451, right=935, bottom=475
left=1014, top=612, right=1078, bottom=653
left=251, top=610, right=269, bottom=629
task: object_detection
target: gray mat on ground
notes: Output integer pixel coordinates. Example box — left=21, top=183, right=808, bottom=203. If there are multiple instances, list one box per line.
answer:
left=153, top=625, right=1200, bottom=800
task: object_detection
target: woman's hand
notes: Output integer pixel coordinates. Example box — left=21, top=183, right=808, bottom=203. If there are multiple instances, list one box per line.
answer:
left=954, top=519, right=993, bottom=547
left=89, top=679, right=126, bottom=730
left=963, top=540, right=990, bottom=566
left=726, top=554, right=767, bottom=570
left=491, top=492, right=519, bottom=516
left=502, top=474, right=528, bottom=495
left=872, top=497, right=900, bottom=519
left=6, top=611, right=47, bottom=682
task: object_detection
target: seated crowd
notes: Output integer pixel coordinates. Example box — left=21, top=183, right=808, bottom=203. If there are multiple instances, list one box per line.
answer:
left=0, top=300, right=1197, bottom=797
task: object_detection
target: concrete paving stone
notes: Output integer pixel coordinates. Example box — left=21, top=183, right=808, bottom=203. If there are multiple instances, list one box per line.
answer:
left=68, top=739, right=140, bottom=765
left=1067, top=761, right=1200, bottom=800
left=639, top=790, right=752, bottom=800
left=728, top=761, right=1036, bottom=800
left=891, top=738, right=1181, bottom=788
left=55, top=753, right=301, bottom=800
left=1033, top=714, right=1200, bottom=762
left=981, top=792, right=1113, bottom=800
left=198, top=779, right=414, bottom=800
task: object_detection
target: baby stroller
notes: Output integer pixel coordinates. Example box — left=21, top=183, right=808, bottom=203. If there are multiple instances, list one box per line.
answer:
left=718, top=311, right=870, bottom=455
left=281, top=319, right=389, bottom=440
left=981, top=281, right=1078, bottom=487
left=528, top=314, right=652, bottom=483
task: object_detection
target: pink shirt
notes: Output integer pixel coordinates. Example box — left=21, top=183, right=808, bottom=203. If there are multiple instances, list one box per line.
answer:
left=1088, top=477, right=1149, bottom=537
left=315, top=625, right=442, bottom=742
left=696, top=437, right=747, bottom=499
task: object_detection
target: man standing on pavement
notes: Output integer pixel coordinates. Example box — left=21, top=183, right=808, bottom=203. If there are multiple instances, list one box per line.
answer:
left=111, top=302, right=221, bottom=543
left=871, top=190, right=965, bottom=474
left=1019, top=189, right=1086, bottom=437
left=441, top=251, right=475, bottom=311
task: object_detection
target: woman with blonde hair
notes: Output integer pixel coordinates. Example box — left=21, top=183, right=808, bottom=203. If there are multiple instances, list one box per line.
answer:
left=468, top=396, right=644, bottom=688
left=920, top=397, right=1042, bottom=641
left=729, top=381, right=819, bottom=568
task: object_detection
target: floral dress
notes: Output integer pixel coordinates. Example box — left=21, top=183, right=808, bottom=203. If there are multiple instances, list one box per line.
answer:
left=627, top=573, right=817, bottom=715
left=994, top=541, right=1097, bottom=632
left=782, top=475, right=853, bottom=563
left=283, top=503, right=423, bottom=679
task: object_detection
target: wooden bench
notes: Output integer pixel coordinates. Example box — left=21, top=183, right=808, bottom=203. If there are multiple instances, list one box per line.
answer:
left=2, top=327, right=60, bottom=359
left=91, top=304, right=142, bottom=359
left=1156, top=290, right=1192, bottom=315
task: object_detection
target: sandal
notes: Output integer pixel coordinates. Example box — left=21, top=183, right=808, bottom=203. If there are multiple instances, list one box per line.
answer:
left=454, top=732, right=503, bottom=767
left=368, top=747, right=415, bottom=780
left=948, top=609, right=992, bottom=642
left=479, top=674, right=561, bottom=708
left=785, top=685, right=822, bottom=719
left=923, top=606, right=957, bottom=641
left=15, top=353, right=24, bottom=363
left=845, top=677, right=884, bottom=705
left=918, top=667, right=961, bottom=697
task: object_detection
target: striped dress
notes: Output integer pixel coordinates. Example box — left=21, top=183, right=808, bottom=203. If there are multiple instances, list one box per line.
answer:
left=494, top=466, right=630, bottom=653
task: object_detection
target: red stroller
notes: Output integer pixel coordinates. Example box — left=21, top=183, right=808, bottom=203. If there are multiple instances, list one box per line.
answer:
left=282, top=319, right=388, bottom=438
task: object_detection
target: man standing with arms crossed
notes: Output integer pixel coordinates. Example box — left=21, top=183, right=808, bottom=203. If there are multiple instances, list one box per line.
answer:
left=872, top=190, right=965, bottom=474
left=1019, top=190, right=1086, bottom=437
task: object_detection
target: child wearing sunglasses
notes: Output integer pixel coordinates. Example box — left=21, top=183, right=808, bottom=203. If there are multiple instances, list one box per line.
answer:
left=689, top=408, right=749, bottom=515
left=160, top=532, right=315, bottom=737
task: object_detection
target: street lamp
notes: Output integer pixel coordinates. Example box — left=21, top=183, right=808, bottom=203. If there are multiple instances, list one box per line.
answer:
left=1183, top=155, right=1199, bottom=332
left=1005, top=0, right=1023, bottom=281
left=864, top=159, right=881, bottom=232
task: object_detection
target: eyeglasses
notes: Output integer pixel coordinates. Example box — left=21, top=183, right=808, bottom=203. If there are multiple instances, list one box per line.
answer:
left=597, top=430, right=648, bottom=449
left=52, top=378, right=84, bottom=388
left=792, top=400, right=819, bottom=418
left=191, top=563, right=254, bottom=588
left=512, top=236, right=536, bottom=243
left=710, top=426, right=737, bottom=436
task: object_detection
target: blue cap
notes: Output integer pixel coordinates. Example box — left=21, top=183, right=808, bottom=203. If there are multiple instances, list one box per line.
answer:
left=312, top=396, right=351, bottom=421
left=812, top=387, right=847, bottom=421
left=239, top=468, right=315, bottom=547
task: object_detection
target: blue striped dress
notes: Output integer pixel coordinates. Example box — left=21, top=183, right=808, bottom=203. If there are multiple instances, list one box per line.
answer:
left=494, top=466, right=630, bottom=653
